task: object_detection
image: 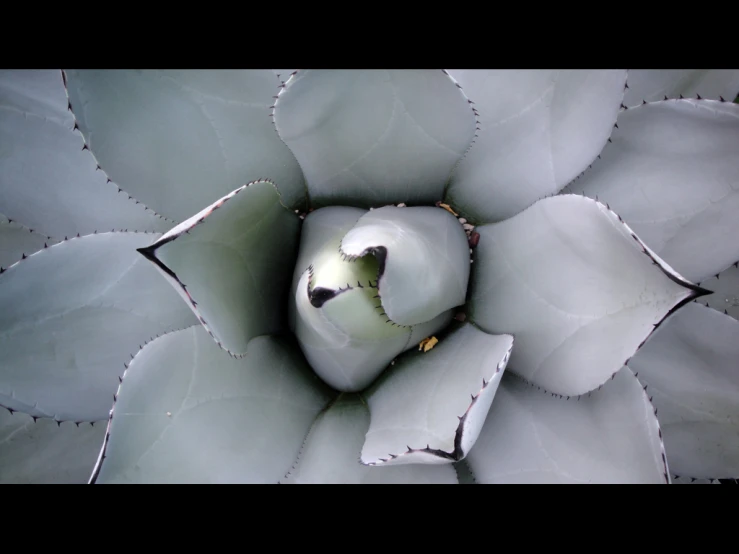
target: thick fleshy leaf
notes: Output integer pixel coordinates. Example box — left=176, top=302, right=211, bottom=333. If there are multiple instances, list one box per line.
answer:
left=0, top=69, right=70, bottom=122
left=290, top=206, right=454, bottom=391
left=0, top=70, right=169, bottom=238
left=93, top=327, right=333, bottom=484
left=307, top=235, right=381, bottom=293
left=701, top=262, right=739, bottom=321
left=288, top=206, right=367, bottom=332
left=282, top=394, right=457, bottom=484
left=569, top=99, right=739, bottom=283
left=361, top=322, right=513, bottom=465
left=627, top=303, right=739, bottom=478
left=139, top=180, right=299, bottom=356
left=466, top=369, right=668, bottom=484
left=291, top=207, right=368, bottom=288
left=0, top=410, right=105, bottom=483
left=288, top=206, right=367, bottom=331
left=274, top=70, right=476, bottom=208
left=444, top=70, right=626, bottom=223
left=64, top=70, right=307, bottom=221
left=0, top=232, right=197, bottom=421
left=469, top=195, right=704, bottom=396
left=293, top=269, right=411, bottom=392
left=624, top=70, right=739, bottom=106
left=340, top=206, right=470, bottom=326
left=0, top=214, right=57, bottom=268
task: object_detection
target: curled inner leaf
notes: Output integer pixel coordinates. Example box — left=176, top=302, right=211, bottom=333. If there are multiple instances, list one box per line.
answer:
left=290, top=205, right=470, bottom=392
left=339, top=206, right=470, bottom=326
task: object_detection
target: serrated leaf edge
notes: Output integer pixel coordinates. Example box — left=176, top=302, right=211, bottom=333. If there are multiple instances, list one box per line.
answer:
left=60, top=70, right=177, bottom=227
left=136, top=179, right=296, bottom=359
left=87, top=324, right=200, bottom=484
left=362, top=336, right=513, bottom=466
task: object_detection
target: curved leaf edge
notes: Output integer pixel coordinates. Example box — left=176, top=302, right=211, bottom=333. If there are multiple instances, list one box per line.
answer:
left=0, top=406, right=105, bottom=429
left=278, top=393, right=354, bottom=484
left=361, top=325, right=514, bottom=466
left=697, top=260, right=739, bottom=319
left=332, top=204, right=476, bottom=330
left=274, top=70, right=478, bottom=211
left=263, top=69, right=311, bottom=211
left=303, top=208, right=470, bottom=336
left=468, top=194, right=712, bottom=393
left=672, top=475, right=722, bottom=484
left=443, top=71, right=628, bottom=227
left=507, top=369, right=671, bottom=484
left=696, top=260, right=739, bottom=287
left=87, top=323, right=202, bottom=484
left=438, top=69, right=481, bottom=200
left=564, top=97, right=737, bottom=194
left=303, top=258, right=395, bottom=316
left=0, top=216, right=56, bottom=242
left=588, top=200, right=713, bottom=302
left=60, top=69, right=178, bottom=227
left=0, top=230, right=173, bottom=423
left=137, top=179, right=298, bottom=358
left=627, top=304, right=739, bottom=481
left=0, top=230, right=159, bottom=278
left=622, top=72, right=738, bottom=106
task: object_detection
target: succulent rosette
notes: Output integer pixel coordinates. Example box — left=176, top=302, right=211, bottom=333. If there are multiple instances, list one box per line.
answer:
left=1, top=69, right=738, bottom=484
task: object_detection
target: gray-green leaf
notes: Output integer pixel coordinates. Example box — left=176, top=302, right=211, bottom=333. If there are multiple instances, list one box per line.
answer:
left=94, top=327, right=334, bottom=484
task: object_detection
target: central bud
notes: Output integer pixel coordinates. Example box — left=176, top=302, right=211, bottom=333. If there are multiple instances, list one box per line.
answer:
left=306, top=247, right=383, bottom=309
left=289, top=205, right=471, bottom=392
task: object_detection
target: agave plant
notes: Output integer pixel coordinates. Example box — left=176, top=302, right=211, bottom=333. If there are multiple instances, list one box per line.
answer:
left=1, top=69, right=738, bottom=484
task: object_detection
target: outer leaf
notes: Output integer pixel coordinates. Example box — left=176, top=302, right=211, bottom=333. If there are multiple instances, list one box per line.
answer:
left=282, top=394, right=457, bottom=484
left=293, top=269, right=411, bottom=392
left=0, top=69, right=69, bottom=122
left=627, top=303, right=739, bottom=479
left=469, top=195, right=705, bottom=396
left=0, top=233, right=197, bottom=421
left=0, top=214, right=57, bottom=268
left=340, top=206, right=470, bottom=326
left=466, top=369, right=668, bottom=484
left=361, top=322, right=513, bottom=465
left=623, top=70, right=739, bottom=106
left=138, top=180, right=300, bottom=356
left=274, top=70, right=475, bottom=208
left=0, top=411, right=105, bottom=483
left=444, top=70, right=626, bottom=223
left=64, top=70, right=307, bottom=220
left=569, top=99, right=739, bottom=283
left=701, top=262, right=739, bottom=321
left=93, top=327, right=333, bottom=484
left=0, top=70, right=169, bottom=238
